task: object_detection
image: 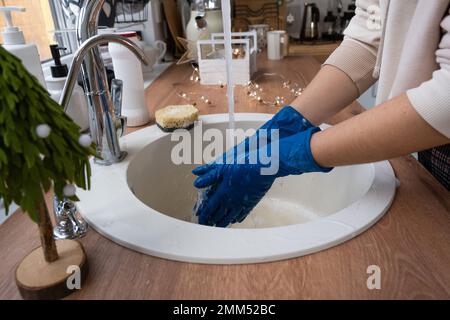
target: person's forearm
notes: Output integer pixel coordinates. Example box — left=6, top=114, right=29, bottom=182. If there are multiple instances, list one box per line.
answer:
left=311, top=94, right=450, bottom=168
left=290, top=65, right=360, bottom=125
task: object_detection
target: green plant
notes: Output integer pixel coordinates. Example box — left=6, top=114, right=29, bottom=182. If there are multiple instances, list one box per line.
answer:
left=0, top=45, right=96, bottom=261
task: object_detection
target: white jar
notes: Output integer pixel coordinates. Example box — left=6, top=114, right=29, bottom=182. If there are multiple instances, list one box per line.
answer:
left=267, top=30, right=288, bottom=61
left=46, top=76, right=90, bottom=132
left=109, top=32, right=149, bottom=127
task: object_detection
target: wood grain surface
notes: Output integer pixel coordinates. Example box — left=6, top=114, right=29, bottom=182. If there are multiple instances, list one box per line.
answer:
left=15, top=240, right=88, bottom=300
left=0, top=55, right=449, bottom=300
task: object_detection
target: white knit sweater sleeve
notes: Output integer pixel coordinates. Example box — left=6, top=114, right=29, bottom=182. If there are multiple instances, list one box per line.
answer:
left=407, top=14, right=450, bottom=139
left=324, top=0, right=382, bottom=94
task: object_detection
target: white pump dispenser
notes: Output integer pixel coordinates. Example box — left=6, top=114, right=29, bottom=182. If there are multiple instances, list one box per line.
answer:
left=0, top=6, right=26, bottom=44
left=0, top=6, right=46, bottom=87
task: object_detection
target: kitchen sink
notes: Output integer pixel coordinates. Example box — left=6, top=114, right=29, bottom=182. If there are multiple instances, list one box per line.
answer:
left=77, top=113, right=396, bottom=264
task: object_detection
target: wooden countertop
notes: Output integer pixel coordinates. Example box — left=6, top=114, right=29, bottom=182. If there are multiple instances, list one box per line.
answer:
left=1, top=55, right=449, bottom=300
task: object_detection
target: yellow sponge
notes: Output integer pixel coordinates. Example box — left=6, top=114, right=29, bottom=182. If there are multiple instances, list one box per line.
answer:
left=155, top=104, right=199, bottom=132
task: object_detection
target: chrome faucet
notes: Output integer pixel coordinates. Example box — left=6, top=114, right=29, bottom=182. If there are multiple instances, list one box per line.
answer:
left=53, top=0, right=149, bottom=240
left=61, top=0, right=148, bottom=164
left=60, top=33, right=146, bottom=163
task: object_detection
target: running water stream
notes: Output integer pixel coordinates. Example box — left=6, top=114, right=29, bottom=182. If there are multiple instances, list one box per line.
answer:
left=221, top=0, right=236, bottom=133
left=192, top=1, right=238, bottom=224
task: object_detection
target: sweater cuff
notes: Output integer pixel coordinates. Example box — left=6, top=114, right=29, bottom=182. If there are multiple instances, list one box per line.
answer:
left=407, top=69, right=450, bottom=139
left=324, top=39, right=378, bottom=95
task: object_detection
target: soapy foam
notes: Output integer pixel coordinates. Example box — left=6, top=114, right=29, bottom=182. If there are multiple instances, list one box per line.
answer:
left=193, top=192, right=319, bottom=229
left=231, top=197, right=318, bottom=229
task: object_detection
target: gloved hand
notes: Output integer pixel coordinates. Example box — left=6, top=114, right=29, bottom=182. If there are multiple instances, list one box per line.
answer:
left=255, top=106, right=314, bottom=138
left=192, top=106, right=313, bottom=226
left=217, top=106, right=314, bottom=167
left=241, top=106, right=314, bottom=151
left=192, top=126, right=332, bottom=227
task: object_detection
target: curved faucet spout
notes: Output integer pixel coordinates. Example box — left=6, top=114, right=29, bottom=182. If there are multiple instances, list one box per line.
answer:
left=60, top=34, right=149, bottom=110
left=54, top=0, right=151, bottom=240
left=77, top=0, right=104, bottom=42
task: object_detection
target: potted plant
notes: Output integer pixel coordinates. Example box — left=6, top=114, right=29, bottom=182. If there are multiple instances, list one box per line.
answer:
left=0, top=46, right=96, bottom=299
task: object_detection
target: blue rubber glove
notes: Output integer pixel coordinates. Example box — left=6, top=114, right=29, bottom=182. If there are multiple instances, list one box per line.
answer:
left=255, top=106, right=314, bottom=139
left=192, top=127, right=332, bottom=227
left=192, top=106, right=316, bottom=227
left=217, top=106, right=314, bottom=166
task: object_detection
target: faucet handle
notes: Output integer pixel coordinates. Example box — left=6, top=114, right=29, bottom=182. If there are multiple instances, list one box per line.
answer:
left=111, top=78, right=127, bottom=137
left=115, top=115, right=127, bottom=137
left=111, top=78, right=123, bottom=117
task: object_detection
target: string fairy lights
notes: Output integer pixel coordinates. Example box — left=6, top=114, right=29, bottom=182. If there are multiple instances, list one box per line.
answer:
left=245, top=72, right=305, bottom=107
left=177, top=90, right=212, bottom=106
left=173, top=65, right=307, bottom=108
left=174, top=64, right=213, bottom=107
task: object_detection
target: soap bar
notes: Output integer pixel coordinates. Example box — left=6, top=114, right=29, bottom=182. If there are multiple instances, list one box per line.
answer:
left=155, top=104, right=199, bottom=132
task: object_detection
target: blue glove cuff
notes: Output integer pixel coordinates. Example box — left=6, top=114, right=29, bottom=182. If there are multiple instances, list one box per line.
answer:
left=303, top=127, right=334, bottom=173
left=282, top=106, right=315, bottom=130
left=278, top=127, right=334, bottom=176
left=261, top=106, right=315, bottom=138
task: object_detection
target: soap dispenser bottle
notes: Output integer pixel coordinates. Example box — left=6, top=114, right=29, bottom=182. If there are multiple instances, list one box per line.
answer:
left=0, top=6, right=46, bottom=87
left=46, top=45, right=90, bottom=132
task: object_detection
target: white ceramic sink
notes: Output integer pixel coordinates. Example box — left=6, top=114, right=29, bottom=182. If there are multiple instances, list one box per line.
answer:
left=77, top=113, right=396, bottom=264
